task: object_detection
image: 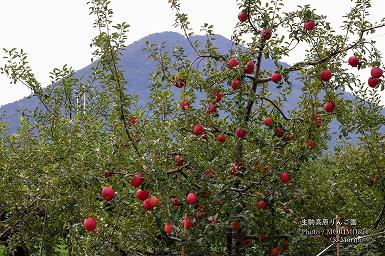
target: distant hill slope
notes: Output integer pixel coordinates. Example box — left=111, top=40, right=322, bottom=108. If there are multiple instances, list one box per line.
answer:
left=0, top=31, right=382, bottom=145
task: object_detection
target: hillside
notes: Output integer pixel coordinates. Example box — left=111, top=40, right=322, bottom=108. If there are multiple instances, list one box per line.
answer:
left=0, top=31, right=378, bottom=144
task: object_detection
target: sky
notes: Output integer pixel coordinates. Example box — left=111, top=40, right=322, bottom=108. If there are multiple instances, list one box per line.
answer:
left=0, top=0, right=385, bottom=107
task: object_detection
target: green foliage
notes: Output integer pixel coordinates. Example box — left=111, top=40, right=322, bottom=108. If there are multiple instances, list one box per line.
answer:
left=0, top=0, right=384, bottom=255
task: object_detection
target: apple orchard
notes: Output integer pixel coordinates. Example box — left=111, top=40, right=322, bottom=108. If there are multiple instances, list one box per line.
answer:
left=1, top=0, right=385, bottom=255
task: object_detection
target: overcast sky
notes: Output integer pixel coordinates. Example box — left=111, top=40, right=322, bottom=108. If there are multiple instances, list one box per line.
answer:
left=1, top=0, right=385, bottom=107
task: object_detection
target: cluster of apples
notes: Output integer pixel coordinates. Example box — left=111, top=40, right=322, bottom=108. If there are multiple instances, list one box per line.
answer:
left=347, top=55, right=383, bottom=88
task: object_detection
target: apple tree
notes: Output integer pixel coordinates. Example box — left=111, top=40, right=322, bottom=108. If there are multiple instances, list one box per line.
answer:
left=0, top=0, right=385, bottom=255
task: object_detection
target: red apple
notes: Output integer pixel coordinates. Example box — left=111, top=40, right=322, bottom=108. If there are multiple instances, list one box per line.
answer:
left=180, top=99, right=191, bottom=110
left=216, top=134, right=227, bottom=143
left=279, top=172, right=291, bottom=184
left=348, top=56, right=359, bottom=67
left=175, top=154, right=184, bottom=166
left=368, top=77, right=378, bottom=88
left=136, top=189, right=149, bottom=201
left=271, top=72, right=282, bottom=83
left=150, top=195, right=160, bottom=208
left=213, top=91, right=223, bottom=102
left=307, top=139, right=316, bottom=149
left=238, top=11, right=248, bottom=22
left=83, top=217, right=97, bottom=232
left=231, top=79, right=241, bottom=90
left=235, top=127, right=247, bottom=139
left=260, top=28, right=272, bottom=40
left=257, top=200, right=267, bottom=210
left=324, top=101, right=335, bottom=113
left=232, top=220, right=241, bottom=232
left=304, top=20, right=316, bottom=30
left=193, top=124, right=204, bottom=136
left=207, top=103, right=218, bottom=114
left=130, top=116, right=137, bottom=125
left=164, top=223, right=172, bottom=234
left=263, top=116, right=273, bottom=126
left=282, top=205, right=290, bottom=213
left=228, top=58, right=239, bottom=69
left=174, top=76, right=186, bottom=88
left=242, top=239, right=252, bottom=248
left=186, top=192, right=198, bottom=204
left=271, top=247, right=280, bottom=256
left=313, top=112, right=322, bottom=128
left=104, top=170, right=113, bottom=178
left=181, top=217, right=193, bottom=229
left=143, top=198, right=154, bottom=210
left=130, top=174, right=144, bottom=188
left=275, top=127, right=284, bottom=138
left=244, top=60, right=255, bottom=74
left=371, top=67, right=383, bottom=78
left=101, top=187, right=115, bottom=201
left=320, top=70, right=332, bottom=81
left=171, top=197, right=181, bottom=207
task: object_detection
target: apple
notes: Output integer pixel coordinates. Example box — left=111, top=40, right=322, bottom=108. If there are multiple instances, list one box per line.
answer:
left=368, top=77, right=378, bottom=88
left=101, top=187, right=115, bottom=201
left=130, top=174, right=144, bottom=188
left=242, top=239, right=252, bottom=248
left=171, top=197, right=181, bottom=207
left=260, top=28, right=272, bottom=40
left=371, top=67, right=383, bottom=78
left=104, top=170, right=113, bottom=178
left=304, top=20, right=316, bottom=31
left=143, top=198, right=154, bottom=210
left=279, top=172, right=291, bottom=183
left=307, top=139, right=316, bottom=149
left=136, top=189, right=149, bottom=201
left=164, top=223, right=172, bottom=234
left=244, top=60, right=255, bottom=74
left=271, top=72, right=282, bottom=83
left=180, top=99, right=191, bottom=110
left=320, top=70, right=332, bottom=81
left=181, top=217, right=193, bottom=229
left=174, top=76, right=186, bottom=88
left=193, top=124, right=204, bottom=136
left=238, top=10, right=248, bottom=22
left=271, top=247, right=280, bottom=256
left=130, top=116, right=137, bottom=125
left=213, top=91, right=223, bottom=102
left=186, top=192, right=198, bottom=204
left=207, top=103, right=218, bottom=114
left=216, top=134, right=226, bottom=143
left=282, top=205, right=290, bottom=214
left=235, top=127, right=247, bottom=139
left=232, top=220, right=241, bottom=232
left=324, top=101, right=335, bottom=112
left=257, top=200, right=267, bottom=210
left=150, top=195, right=160, bottom=208
left=231, top=79, right=241, bottom=90
left=348, top=56, right=359, bottom=67
left=83, top=217, right=97, bottom=232
left=275, top=127, right=284, bottom=138
left=313, top=112, right=322, bottom=128
left=228, top=58, right=239, bottom=69
left=263, top=116, right=273, bottom=126
left=258, top=234, right=269, bottom=242
left=175, top=154, right=184, bottom=166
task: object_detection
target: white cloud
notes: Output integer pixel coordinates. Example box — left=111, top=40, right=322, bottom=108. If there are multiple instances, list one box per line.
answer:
left=0, top=0, right=384, bottom=106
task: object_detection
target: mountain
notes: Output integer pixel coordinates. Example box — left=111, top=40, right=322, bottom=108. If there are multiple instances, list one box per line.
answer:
left=0, top=31, right=381, bottom=145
